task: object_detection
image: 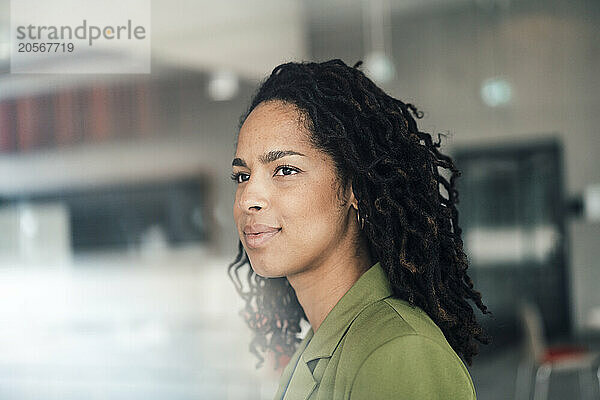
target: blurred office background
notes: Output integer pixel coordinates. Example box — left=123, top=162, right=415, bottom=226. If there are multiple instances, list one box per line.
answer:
left=0, top=0, right=599, bottom=399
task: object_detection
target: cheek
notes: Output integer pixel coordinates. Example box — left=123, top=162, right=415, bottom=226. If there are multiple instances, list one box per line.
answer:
left=232, top=195, right=240, bottom=224
left=233, top=192, right=240, bottom=217
left=285, top=180, right=342, bottom=239
left=232, top=192, right=245, bottom=238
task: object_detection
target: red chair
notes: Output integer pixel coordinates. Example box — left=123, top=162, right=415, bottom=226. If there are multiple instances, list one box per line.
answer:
left=514, top=301, right=600, bottom=400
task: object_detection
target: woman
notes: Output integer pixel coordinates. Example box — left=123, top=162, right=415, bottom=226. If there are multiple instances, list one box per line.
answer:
left=228, top=59, right=490, bottom=400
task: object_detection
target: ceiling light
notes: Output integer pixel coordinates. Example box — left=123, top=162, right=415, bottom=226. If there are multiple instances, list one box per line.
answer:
left=207, top=70, right=239, bottom=101
left=480, top=77, right=512, bottom=107
left=364, top=50, right=395, bottom=84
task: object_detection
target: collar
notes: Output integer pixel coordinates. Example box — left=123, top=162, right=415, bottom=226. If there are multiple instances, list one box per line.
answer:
left=301, top=260, right=392, bottom=363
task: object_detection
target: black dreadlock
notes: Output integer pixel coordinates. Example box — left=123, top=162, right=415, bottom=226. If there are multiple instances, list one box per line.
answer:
left=228, top=59, right=491, bottom=369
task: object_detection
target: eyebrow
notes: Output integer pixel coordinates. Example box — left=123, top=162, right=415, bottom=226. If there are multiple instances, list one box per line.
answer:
left=232, top=150, right=306, bottom=168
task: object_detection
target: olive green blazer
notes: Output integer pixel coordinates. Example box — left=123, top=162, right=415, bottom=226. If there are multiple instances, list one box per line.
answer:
left=273, top=261, right=476, bottom=400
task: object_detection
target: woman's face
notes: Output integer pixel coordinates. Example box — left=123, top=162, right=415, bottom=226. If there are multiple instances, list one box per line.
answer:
left=232, top=100, right=355, bottom=279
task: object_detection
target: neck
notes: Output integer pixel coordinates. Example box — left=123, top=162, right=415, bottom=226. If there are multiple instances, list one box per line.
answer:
left=287, top=236, right=372, bottom=332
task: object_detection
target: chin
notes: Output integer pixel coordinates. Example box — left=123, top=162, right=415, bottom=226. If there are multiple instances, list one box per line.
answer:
left=250, top=266, right=280, bottom=279
left=247, top=256, right=272, bottom=278
left=247, top=257, right=285, bottom=279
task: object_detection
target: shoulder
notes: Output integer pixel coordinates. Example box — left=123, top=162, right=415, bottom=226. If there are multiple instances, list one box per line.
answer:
left=341, top=298, right=476, bottom=400
left=349, top=334, right=476, bottom=399
left=341, top=297, right=451, bottom=363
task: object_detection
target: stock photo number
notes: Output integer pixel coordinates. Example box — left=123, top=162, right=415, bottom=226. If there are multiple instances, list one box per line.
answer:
left=17, top=42, right=75, bottom=52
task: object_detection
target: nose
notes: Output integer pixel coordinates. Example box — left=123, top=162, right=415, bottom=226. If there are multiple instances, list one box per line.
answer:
left=237, top=177, right=270, bottom=213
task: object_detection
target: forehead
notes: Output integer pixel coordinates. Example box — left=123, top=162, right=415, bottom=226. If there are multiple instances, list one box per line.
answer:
left=236, top=101, right=313, bottom=153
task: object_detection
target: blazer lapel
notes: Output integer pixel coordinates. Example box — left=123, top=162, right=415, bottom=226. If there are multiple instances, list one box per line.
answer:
left=282, top=361, right=317, bottom=400
left=273, top=329, right=314, bottom=400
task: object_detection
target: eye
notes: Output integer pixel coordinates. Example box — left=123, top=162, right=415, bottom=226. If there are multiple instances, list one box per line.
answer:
left=274, top=165, right=299, bottom=177
left=230, top=172, right=249, bottom=184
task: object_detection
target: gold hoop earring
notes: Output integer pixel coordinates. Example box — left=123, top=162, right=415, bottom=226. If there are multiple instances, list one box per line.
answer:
left=357, top=209, right=365, bottom=230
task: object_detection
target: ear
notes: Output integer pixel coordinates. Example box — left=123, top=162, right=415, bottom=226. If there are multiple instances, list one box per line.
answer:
left=347, top=182, right=359, bottom=211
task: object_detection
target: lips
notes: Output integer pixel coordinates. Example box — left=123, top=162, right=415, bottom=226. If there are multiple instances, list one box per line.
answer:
left=243, top=224, right=281, bottom=249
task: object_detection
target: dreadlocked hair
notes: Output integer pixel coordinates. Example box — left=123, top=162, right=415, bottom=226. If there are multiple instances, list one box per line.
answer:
left=228, top=58, right=491, bottom=370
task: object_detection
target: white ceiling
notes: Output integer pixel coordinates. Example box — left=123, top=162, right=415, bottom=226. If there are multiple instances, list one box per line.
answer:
left=150, top=0, right=308, bottom=80
left=148, top=0, right=473, bottom=79
left=0, top=0, right=308, bottom=82
left=0, top=0, right=475, bottom=94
